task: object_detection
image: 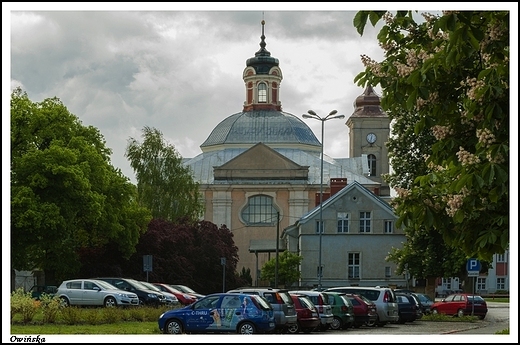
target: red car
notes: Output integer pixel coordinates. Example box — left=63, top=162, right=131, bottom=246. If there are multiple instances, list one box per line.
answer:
left=287, top=293, right=321, bottom=334
left=152, top=283, right=198, bottom=306
left=431, top=293, right=487, bottom=319
left=344, top=293, right=378, bottom=327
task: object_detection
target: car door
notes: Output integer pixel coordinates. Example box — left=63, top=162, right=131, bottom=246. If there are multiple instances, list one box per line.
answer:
left=186, top=295, right=222, bottom=332
left=82, top=280, right=103, bottom=306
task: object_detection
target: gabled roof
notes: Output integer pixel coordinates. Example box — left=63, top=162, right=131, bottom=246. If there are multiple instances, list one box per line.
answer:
left=299, top=180, right=396, bottom=225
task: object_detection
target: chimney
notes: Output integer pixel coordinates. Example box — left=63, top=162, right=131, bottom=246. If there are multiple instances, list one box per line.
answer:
left=330, top=178, right=348, bottom=196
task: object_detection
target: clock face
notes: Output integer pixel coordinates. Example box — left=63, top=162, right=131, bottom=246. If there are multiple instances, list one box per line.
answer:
left=366, top=133, right=377, bottom=144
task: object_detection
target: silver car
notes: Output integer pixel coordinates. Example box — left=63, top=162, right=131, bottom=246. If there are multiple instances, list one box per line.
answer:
left=324, top=286, right=399, bottom=326
left=57, top=279, right=139, bottom=307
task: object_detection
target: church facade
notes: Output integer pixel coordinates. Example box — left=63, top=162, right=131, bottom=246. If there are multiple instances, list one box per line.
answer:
left=183, top=20, right=406, bottom=288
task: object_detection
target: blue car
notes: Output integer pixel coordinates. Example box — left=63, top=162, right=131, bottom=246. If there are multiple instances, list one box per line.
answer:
left=158, top=292, right=275, bottom=334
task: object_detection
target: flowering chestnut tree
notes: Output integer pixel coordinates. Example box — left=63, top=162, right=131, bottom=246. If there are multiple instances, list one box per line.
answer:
left=354, top=11, right=509, bottom=262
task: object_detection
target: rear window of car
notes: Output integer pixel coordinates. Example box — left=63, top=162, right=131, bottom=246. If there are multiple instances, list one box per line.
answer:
left=298, top=296, right=315, bottom=310
left=276, top=291, right=294, bottom=305
left=251, top=295, right=272, bottom=310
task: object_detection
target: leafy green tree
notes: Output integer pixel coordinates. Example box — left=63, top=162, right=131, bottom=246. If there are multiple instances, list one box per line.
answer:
left=261, top=251, right=303, bottom=288
left=354, top=11, right=509, bottom=262
left=125, top=126, right=204, bottom=222
left=11, top=88, right=151, bottom=283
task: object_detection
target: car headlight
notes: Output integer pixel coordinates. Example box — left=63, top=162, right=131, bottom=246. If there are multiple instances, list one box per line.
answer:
left=148, top=293, right=158, bottom=299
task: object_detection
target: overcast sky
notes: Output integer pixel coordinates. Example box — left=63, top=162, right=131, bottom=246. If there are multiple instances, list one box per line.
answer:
left=4, top=4, right=450, bottom=185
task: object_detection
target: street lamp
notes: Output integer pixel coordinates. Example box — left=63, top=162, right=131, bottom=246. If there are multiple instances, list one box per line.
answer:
left=302, top=109, right=345, bottom=291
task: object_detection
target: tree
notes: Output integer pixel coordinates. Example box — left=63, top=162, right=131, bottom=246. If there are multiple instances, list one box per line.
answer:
left=125, top=126, right=204, bottom=222
left=353, top=11, right=509, bottom=262
left=121, top=218, right=241, bottom=294
left=11, top=88, right=151, bottom=283
left=260, top=251, right=303, bottom=288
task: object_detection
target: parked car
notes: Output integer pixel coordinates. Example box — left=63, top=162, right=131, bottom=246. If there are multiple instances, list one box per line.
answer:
left=139, top=281, right=179, bottom=305
left=153, top=283, right=198, bottom=305
left=323, top=291, right=355, bottom=330
left=344, top=293, right=378, bottom=328
left=287, top=293, right=321, bottom=334
left=158, top=292, right=275, bottom=334
left=289, top=290, right=333, bottom=331
left=56, top=279, right=139, bottom=307
left=95, top=277, right=166, bottom=306
left=170, top=284, right=205, bottom=299
left=413, top=293, right=435, bottom=315
left=395, top=293, right=419, bottom=323
left=324, top=286, right=399, bottom=326
left=29, top=285, right=57, bottom=300
left=227, top=287, right=297, bottom=333
left=430, top=293, right=487, bottom=319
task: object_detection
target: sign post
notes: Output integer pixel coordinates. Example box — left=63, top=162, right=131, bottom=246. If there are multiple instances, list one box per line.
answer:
left=143, top=255, right=153, bottom=282
left=466, top=258, right=481, bottom=316
left=221, top=257, right=226, bottom=292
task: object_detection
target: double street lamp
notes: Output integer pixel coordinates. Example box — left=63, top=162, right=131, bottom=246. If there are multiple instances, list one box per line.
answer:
left=302, top=109, right=345, bottom=291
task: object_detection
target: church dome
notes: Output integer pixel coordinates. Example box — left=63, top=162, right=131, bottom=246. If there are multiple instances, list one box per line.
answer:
left=200, top=110, right=321, bottom=150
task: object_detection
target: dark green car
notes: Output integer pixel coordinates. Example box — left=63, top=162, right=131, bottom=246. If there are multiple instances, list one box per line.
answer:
left=322, top=291, right=355, bottom=330
left=29, top=285, right=57, bottom=300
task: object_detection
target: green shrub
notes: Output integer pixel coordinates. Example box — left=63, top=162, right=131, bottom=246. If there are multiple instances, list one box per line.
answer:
left=39, top=294, right=62, bottom=324
left=60, top=306, right=82, bottom=325
left=495, top=328, right=509, bottom=334
left=10, top=288, right=39, bottom=324
left=102, top=307, right=121, bottom=324
left=83, top=308, right=104, bottom=325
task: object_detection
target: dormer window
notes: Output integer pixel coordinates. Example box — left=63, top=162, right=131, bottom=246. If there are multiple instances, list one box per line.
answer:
left=258, top=82, right=267, bottom=103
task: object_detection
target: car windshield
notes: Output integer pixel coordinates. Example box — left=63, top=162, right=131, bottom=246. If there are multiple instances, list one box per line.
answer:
left=416, top=294, right=433, bottom=303
left=141, top=281, right=161, bottom=292
left=175, top=285, right=196, bottom=293
left=96, top=280, right=118, bottom=290
left=127, top=279, right=151, bottom=290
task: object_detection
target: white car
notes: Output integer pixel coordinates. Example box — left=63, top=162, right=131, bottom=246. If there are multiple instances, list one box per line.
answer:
left=57, top=279, right=139, bottom=307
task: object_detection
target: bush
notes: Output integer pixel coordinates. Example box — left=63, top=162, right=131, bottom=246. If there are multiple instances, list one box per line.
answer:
left=11, top=288, right=39, bottom=324
left=61, top=306, right=82, bottom=325
left=39, top=294, right=62, bottom=324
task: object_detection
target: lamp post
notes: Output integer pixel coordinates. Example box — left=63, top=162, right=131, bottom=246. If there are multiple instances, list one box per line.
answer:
left=302, top=109, right=345, bottom=291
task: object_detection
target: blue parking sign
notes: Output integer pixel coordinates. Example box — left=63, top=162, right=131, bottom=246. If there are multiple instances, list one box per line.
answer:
left=466, top=258, right=481, bottom=273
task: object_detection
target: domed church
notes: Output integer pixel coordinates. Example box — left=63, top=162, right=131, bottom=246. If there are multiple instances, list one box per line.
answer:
left=183, top=20, right=404, bottom=288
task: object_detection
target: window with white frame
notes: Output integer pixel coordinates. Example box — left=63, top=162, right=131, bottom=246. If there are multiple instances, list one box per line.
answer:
left=337, top=212, right=349, bottom=233
left=241, top=195, right=278, bottom=225
left=384, top=220, right=393, bottom=233
left=258, top=82, right=267, bottom=103
left=476, top=277, right=486, bottom=291
left=348, top=253, right=360, bottom=279
left=359, top=212, right=371, bottom=233
left=496, top=253, right=505, bottom=262
left=442, top=278, right=451, bottom=290
left=496, top=278, right=505, bottom=290
left=385, top=266, right=391, bottom=277
left=315, top=220, right=323, bottom=234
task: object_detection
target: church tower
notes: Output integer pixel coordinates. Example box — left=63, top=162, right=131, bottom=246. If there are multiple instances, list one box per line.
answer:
left=242, top=20, right=283, bottom=112
left=346, top=85, right=391, bottom=196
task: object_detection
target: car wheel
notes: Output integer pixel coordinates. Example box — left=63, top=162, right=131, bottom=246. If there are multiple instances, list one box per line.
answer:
left=138, top=298, right=145, bottom=307
left=366, top=316, right=377, bottom=327
left=457, top=309, right=464, bottom=317
left=330, top=316, right=343, bottom=330
left=164, top=319, right=183, bottom=334
left=238, top=321, right=256, bottom=334
left=104, top=296, right=117, bottom=308
left=59, top=297, right=70, bottom=307
left=478, top=315, right=486, bottom=320
left=286, top=322, right=300, bottom=334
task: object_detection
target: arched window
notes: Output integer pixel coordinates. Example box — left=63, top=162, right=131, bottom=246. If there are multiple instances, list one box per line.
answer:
left=368, top=154, right=376, bottom=177
left=258, top=82, right=267, bottom=103
left=241, top=195, right=277, bottom=225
